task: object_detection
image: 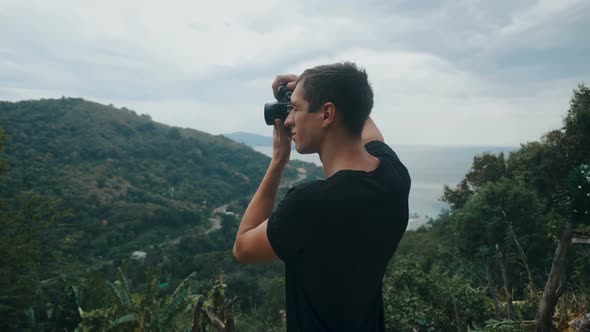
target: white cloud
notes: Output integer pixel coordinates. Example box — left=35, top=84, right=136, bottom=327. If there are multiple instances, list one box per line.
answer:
left=498, top=0, right=584, bottom=37
left=0, top=0, right=588, bottom=145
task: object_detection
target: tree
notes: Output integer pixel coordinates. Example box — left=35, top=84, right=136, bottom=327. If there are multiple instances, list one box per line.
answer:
left=465, top=153, right=507, bottom=190
left=535, top=164, right=590, bottom=332
left=451, top=179, right=546, bottom=320
left=563, top=84, right=590, bottom=167
left=507, top=131, right=569, bottom=201
left=383, top=257, right=489, bottom=331
left=442, top=179, right=473, bottom=211
left=0, top=126, right=79, bottom=331
left=533, top=84, right=590, bottom=332
left=442, top=153, right=506, bottom=211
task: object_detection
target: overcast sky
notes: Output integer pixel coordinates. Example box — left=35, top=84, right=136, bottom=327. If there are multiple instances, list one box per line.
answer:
left=1, top=0, right=588, bottom=146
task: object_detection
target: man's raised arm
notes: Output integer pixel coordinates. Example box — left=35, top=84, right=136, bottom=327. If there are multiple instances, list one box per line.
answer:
left=362, top=117, right=384, bottom=146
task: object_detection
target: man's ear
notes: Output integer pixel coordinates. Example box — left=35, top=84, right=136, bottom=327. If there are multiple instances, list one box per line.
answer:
left=321, top=102, right=336, bottom=127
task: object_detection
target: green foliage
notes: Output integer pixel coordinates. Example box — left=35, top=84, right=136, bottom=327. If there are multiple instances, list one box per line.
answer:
left=73, top=263, right=253, bottom=332
left=0, top=128, right=7, bottom=175
left=438, top=85, right=590, bottom=330
left=442, top=179, right=473, bottom=211
left=567, top=164, right=590, bottom=225
left=466, top=153, right=508, bottom=190
left=451, top=179, right=547, bottom=269
left=475, top=318, right=531, bottom=331
left=442, top=152, right=507, bottom=211
left=0, top=192, right=76, bottom=331
left=396, top=213, right=480, bottom=280
left=383, top=257, right=490, bottom=331
left=507, top=130, right=569, bottom=201
left=563, top=84, right=590, bottom=166
left=76, top=264, right=203, bottom=332
left=446, top=179, right=553, bottom=322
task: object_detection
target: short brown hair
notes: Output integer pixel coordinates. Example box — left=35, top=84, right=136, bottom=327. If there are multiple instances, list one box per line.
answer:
left=297, top=62, right=374, bottom=136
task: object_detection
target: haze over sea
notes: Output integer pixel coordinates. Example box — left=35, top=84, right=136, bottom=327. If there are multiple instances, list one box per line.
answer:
left=253, top=144, right=517, bottom=229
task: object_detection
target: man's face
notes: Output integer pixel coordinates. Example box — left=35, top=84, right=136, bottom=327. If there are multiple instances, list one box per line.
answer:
left=284, top=80, right=324, bottom=154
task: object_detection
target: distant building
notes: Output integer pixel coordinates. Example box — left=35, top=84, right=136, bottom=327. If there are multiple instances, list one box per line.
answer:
left=130, top=251, right=147, bottom=261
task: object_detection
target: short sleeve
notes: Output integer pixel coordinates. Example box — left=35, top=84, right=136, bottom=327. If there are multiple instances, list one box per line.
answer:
left=266, top=185, right=313, bottom=262
left=365, top=140, right=411, bottom=189
left=365, top=140, right=400, bottom=163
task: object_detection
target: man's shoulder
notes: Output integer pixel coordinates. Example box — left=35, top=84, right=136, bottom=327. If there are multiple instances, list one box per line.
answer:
left=281, top=178, right=347, bottom=208
left=365, top=140, right=400, bottom=163
left=366, top=141, right=411, bottom=185
left=286, top=180, right=325, bottom=200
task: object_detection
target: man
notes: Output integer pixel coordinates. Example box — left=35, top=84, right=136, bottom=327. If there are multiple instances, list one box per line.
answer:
left=233, top=62, right=410, bottom=331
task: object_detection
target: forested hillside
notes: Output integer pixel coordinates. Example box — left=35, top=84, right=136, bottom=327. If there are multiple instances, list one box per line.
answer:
left=0, top=98, right=323, bottom=331
left=0, top=85, right=589, bottom=331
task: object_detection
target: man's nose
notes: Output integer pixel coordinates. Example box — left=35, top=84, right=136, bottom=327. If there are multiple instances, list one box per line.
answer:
left=284, top=110, right=294, bottom=127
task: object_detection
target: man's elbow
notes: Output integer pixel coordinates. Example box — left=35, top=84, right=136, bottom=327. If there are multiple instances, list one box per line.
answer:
left=232, top=240, right=250, bottom=264
left=232, top=242, right=244, bottom=263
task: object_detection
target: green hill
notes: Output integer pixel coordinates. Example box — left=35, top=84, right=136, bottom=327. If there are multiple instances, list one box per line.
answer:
left=0, top=97, right=326, bottom=330
left=0, top=97, right=322, bottom=260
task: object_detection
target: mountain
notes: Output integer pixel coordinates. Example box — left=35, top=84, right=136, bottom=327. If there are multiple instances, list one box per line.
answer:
left=224, top=131, right=272, bottom=147
left=0, top=98, right=323, bottom=259
left=0, top=97, right=330, bottom=330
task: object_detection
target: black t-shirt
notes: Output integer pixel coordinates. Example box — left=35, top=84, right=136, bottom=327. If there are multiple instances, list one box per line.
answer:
left=267, top=140, right=411, bottom=332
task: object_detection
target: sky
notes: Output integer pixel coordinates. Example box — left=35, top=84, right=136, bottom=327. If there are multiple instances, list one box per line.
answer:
left=1, top=0, right=588, bottom=146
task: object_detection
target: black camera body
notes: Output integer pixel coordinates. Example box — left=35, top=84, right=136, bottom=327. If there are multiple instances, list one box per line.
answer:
left=264, top=84, right=293, bottom=125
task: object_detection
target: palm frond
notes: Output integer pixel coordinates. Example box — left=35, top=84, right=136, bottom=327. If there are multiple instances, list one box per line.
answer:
left=116, top=266, right=133, bottom=310
left=142, top=265, right=162, bottom=309
left=159, top=288, right=198, bottom=329
left=107, top=313, right=138, bottom=331
left=170, top=271, right=198, bottom=302
left=106, top=281, right=129, bottom=309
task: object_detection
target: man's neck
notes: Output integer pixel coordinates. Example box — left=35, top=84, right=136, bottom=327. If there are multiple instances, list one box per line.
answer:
left=318, top=134, right=380, bottom=178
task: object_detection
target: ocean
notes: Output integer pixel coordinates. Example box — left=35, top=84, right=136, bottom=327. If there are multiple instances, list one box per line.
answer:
left=253, top=144, right=517, bottom=229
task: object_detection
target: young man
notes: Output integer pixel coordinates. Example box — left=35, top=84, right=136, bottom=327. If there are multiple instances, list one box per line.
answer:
left=233, top=62, right=410, bottom=331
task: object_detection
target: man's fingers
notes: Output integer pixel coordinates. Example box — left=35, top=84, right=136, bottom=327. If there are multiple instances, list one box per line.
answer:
left=272, top=74, right=299, bottom=96
left=274, top=119, right=291, bottom=140
left=274, top=119, right=284, bottom=135
left=273, top=119, right=281, bottom=138
left=286, top=81, right=297, bottom=91
left=272, top=74, right=298, bottom=89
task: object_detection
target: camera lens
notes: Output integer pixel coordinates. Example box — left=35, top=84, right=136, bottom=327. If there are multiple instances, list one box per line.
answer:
left=264, top=102, right=291, bottom=125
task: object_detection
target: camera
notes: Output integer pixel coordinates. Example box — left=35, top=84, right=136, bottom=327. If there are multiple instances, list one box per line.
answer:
left=264, top=84, right=293, bottom=125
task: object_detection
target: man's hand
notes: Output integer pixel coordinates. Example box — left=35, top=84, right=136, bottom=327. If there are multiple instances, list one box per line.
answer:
left=272, top=119, right=291, bottom=166
left=272, top=74, right=299, bottom=99
left=271, top=74, right=299, bottom=166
